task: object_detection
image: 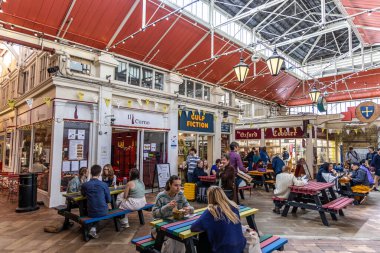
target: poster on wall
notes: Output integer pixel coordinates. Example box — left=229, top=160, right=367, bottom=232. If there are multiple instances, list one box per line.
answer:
left=80, top=160, right=88, bottom=168
left=69, top=140, right=84, bottom=160
left=62, top=161, right=71, bottom=172
left=71, top=161, right=79, bottom=171
left=77, top=130, right=85, bottom=140
left=143, top=144, right=151, bottom=151
left=155, top=164, right=171, bottom=188
left=68, top=129, right=76, bottom=139
left=151, top=143, right=157, bottom=151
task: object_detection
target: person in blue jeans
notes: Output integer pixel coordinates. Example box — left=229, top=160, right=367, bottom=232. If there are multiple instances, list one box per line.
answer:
left=191, top=186, right=247, bottom=253
left=81, top=164, right=111, bottom=239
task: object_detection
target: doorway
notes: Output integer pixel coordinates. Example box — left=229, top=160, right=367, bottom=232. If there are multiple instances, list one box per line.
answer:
left=111, top=129, right=138, bottom=181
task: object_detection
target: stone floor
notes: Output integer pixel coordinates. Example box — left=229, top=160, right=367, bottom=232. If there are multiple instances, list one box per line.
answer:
left=1, top=187, right=380, bottom=253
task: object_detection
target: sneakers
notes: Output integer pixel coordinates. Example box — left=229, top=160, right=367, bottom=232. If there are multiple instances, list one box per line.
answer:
left=89, top=227, right=99, bottom=239
left=360, top=196, right=368, bottom=205
left=121, top=223, right=130, bottom=229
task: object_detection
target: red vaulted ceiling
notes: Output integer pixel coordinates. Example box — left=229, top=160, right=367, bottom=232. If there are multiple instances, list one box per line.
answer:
left=0, top=0, right=379, bottom=105
left=340, top=0, right=380, bottom=45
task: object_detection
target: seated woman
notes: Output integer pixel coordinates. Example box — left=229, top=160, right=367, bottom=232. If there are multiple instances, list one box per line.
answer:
left=210, top=159, right=221, bottom=176
left=193, top=160, right=208, bottom=187
left=218, top=154, right=236, bottom=201
left=116, top=168, right=146, bottom=228
left=255, top=159, right=264, bottom=171
left=102, top=164, right=117, bottom=187
left=347, top=162, right=371, bottom=204
left=273, top=166, right=306, bottom=214
left=359, top=159, right=374, bottom=187
left=190, top=186, right=247, bottom=253
left=317, top=163, right=337, bottom=183
left=152, top=175, right=194, bottom=253
left=67, top=167, right=88, bottom=193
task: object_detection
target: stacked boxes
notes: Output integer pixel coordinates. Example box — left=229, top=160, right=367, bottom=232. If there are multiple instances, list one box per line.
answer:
left=183, top=183, right=196, bottom=201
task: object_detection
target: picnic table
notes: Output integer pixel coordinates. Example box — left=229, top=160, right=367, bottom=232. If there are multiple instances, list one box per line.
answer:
left=248, top=169, right=275, bottom=192
left=198, top=175, right=216, bottom=183
left=281, top=181, right=353, bottom=226
left=149, top=205, right=259, bottom=253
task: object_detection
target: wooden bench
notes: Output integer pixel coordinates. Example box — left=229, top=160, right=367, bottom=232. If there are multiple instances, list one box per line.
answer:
left=59, top=203, right=154, bottom=241
left=239, top=185, right=253, bottom=198
left=322, top=197, right=353, bottom=213
left=132, top=233, right=288, bottom=253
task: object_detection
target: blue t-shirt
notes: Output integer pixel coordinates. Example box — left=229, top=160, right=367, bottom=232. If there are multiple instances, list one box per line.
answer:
left=81, top=179, right=111, bottom=218
left=210, top=164, right=219, bottom=175
left=190, top=207, right=246, bottom=253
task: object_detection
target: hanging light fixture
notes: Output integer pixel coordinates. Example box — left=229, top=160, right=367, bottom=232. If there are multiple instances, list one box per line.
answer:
left=266, top=48, right=284, bottom=76
left=234, top=52, right=249, bottom=83
left=309, top=86, right=321, bottom=103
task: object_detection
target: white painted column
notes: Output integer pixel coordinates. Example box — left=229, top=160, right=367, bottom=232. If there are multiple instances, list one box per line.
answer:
left=213, top=111, right=222, bottom=163
left=306, top=126, right=314, bottom=178
left=260, top=128, right=265, bottom=147
left=47, top=100, right=66, bottom=207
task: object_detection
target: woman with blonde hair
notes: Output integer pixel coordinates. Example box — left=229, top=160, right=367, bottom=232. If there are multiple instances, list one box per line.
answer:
left=102, top=164, right=116, bottom=187
left=191, top=186, right=246, bottom=253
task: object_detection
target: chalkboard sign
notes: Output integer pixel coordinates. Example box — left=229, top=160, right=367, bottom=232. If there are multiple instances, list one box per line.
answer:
left=152, top=163, right=171, bottom=191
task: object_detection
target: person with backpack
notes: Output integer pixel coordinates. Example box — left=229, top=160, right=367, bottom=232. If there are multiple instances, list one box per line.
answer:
left=345, top=146, right=360, bottom=166
left=359, top=159, right=374, bottom=187
left=282, top=147, right=290, bottom=165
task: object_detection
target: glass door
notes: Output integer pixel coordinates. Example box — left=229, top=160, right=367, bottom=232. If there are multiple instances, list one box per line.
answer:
left=19, top=128, right=32, bottom=173
left=198, top=135, right=213, bottom=161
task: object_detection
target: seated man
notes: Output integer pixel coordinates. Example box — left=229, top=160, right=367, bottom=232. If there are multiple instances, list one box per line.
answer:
left=273, top=166, right=306, bottom=214
left=81, top=164, right=111, bottom=239
left=349, top=162, right=370, bottom=186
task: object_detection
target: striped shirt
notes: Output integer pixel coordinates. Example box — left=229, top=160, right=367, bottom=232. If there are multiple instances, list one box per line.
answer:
left=152, top=191, right=194, bottom=219
left=186, top=154, right=200, bottom=174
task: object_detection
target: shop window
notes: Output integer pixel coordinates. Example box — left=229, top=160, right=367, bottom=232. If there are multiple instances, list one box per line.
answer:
left=61, top=122, right=90, bottom=192
left=33, top=121, right=52, bottom=192
left=30, top=64, right=36, bottom=88
left=195, top=83, right=203, bottom=99
left=142, top=68, right=153, bottom=88
left=4, top=131, right=12, bottom=168
left=39, top=55, right=48, bottom=83
left=155, top=72, right=164, bottom=90
left=128, top=64, right=141, bottom=86
left=179, top=80, right=186, bottom=95
left=142, top=132, right=167, bottom=188
left=19, top=128, right=32, bottom=173
left=115, top=62, right=127, bottom=82
left=18, top=70, right=29, bottom=95
left=186, top=80, right=194, bottom=98
left=204, top=86, right=210, bottom=101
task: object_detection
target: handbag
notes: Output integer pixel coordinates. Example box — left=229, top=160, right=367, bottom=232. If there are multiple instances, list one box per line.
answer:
left=242, top=225, right=262, bottom=253
left=237, top=170, right=253, bottom=183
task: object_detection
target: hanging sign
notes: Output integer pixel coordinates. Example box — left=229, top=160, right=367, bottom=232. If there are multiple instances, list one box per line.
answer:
left=178, top=110, right=214, bottom=133
left=221, top=123, right=231, bottom=133
left=235, top=129, right=261, bottom=140
left=265, top=127, right=305, bottom=139
left=342, top=102, right=380, bottom=123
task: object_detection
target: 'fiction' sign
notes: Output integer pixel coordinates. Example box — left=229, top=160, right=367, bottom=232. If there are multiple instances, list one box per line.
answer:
left=178, top=111, right=214, bottom=133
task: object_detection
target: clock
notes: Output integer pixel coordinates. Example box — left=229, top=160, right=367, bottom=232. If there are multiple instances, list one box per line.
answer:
left=317, top=96, right=327, bottom=112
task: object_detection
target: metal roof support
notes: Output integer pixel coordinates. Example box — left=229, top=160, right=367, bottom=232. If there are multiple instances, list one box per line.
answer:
left=106, top=0, right=139, bottom=49
left=142, top=0, right=146, bottom=28
left=275, top=21, right=348, bottom=48
left=331, top=32, right=341, bottom=54
left=214, top=0, right=286, bottom=28
left=302, top=35, right=322, bottom=65
left=256, top=0, right=291, bottom=32
left=57, top=0, right=77, bottom=37
left=172, top=31, right=209, bottom=70
left=210, top=0, right=214, bottom=58
left=272, top=13, right=311, bottom=45
left=321, top=0, right=326, bottom=26
left=348, top=27, right=352, bottom=57
left=355, top=25, right=380, bottom=32
left=143, top=14, right=182, bottom=62
left=235, top=0, right=256, bottom=16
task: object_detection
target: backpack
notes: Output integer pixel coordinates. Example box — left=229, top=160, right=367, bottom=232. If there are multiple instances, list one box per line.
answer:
left=282, top=151, right=289, bottom=160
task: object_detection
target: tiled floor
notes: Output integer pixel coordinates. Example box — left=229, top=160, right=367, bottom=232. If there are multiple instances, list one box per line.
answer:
left=1, top=187, right=380, bottom=252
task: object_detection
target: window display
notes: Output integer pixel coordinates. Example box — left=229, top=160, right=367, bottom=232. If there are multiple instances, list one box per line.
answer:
left=317, top=139, right=328, bottom=165
left=61, top=122, right=90, bottom=192
left=4, top=131, right=12, bottom=168
left=19, top=128, right=32, bottom=173
left=33, top=121, right=52, bottom=192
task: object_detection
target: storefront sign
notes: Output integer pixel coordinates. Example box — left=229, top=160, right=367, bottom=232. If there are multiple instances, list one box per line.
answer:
left=116, top=109, right=167, bottom=129
left=235, top=129, right=261, bottom=140
left=178, top=111, right=214, bottom=133
left=265, top=127, right=304, bottom=139
left=221, top=123, right=231, bottom=133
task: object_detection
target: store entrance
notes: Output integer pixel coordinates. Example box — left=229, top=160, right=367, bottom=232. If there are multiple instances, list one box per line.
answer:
left=111, top=129, right=138, bottom=181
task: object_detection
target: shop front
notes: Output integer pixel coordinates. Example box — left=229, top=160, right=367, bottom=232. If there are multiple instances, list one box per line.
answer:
left=178, top=110, right=215, bottom=168
left=112, top=108, right=169, bottom=189
left=221, top=122, right=231, bottom=156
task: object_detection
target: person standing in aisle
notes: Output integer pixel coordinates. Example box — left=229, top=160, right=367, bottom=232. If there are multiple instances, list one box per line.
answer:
left=259, top=147, right=270, bottom=165
left=366, top=146, right=376, bottom=171
left=345, top=146, right=360, bottom=167
left=282, top=147, right=290, bottom=166
left=370, top=148, right=380, bottom=191
left=186, top=147, right=200, bottom=183
left=272, top=154, right=285, bottom=176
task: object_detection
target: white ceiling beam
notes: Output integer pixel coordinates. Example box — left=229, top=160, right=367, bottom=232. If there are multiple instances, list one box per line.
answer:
left=272, top=13, right=311, bottom=45
left=235, top=0, right=255, bottom=17
left=106, top=0, right=139, bottom=49
left=331, top=31, right=341, bottom=54
left=275, top=21, right=348, bottom=48
left=214, top=0, right=286, bottom=28
left=255, top=0, right=290, bottom=31
left=302, top=35, right=322, bottom=65
left=57, top=0, right=77, bottom=37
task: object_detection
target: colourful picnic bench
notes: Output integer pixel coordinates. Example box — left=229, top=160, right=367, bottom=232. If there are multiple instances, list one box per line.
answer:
left=132, top=205, right=287, bottom=253
left=248, top=170, right=275, bottom=192
left=282, top=181, right=353, bottom=226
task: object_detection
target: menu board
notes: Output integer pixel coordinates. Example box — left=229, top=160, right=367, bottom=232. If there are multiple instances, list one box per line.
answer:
left=156, top=164, right=171, bottom=188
